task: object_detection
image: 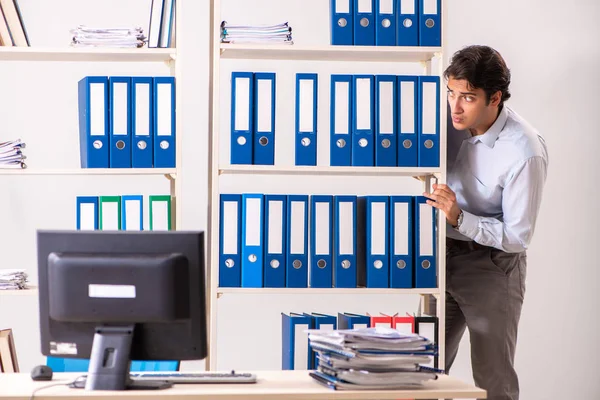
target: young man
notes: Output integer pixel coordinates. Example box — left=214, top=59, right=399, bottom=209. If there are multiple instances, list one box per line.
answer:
left=423, top=45, right=548, bottom=400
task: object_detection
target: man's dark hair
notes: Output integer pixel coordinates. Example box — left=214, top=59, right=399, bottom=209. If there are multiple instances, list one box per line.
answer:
left=444, top=45, right=511, bottom=108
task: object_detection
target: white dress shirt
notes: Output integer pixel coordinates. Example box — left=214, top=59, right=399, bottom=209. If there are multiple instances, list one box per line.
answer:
left=446, top=105, right=549, bottom=253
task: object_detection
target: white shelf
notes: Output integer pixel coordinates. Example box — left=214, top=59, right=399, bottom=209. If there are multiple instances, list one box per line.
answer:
left=217, top=287, right=440, bottom=296
left=220, top=165, right=441, bottom=177
left=0, top=287, right=38, bottom=296
left=220, top=43, right=440, bottom=62
left=0, top=47, right=175, bottom=62
left=0, top=168, right=177, bottom=176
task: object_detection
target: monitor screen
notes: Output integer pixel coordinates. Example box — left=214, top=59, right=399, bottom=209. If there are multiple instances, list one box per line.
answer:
left=36, top=230, right=207, bottom=390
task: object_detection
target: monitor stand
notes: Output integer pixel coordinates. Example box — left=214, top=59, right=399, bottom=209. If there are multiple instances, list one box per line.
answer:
left=82, top=325, right=173, bottom=391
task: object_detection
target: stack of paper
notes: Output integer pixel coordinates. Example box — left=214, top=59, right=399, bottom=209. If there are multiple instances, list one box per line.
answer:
left=220, top=21, right=293, bottom=44
left=308, top=327, right=440, bottom=390
left=0, top=269, right=29, bottom=290
left=0, top=139, right=26, bottom=169
left=70, top=25, right=146, bottom=48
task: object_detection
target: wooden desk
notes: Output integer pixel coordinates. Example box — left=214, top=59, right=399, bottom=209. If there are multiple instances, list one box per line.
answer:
left=0, top=370, right=486, bottom=399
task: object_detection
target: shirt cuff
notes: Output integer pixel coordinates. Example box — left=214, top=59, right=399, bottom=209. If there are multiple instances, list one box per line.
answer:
left=457, top=209, right=478, bottom=240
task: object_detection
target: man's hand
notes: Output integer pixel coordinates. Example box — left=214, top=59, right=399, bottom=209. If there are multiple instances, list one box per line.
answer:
left=423, top=184, right=462, bottom=226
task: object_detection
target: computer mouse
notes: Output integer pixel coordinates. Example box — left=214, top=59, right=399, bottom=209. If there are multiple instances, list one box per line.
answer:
left=31, top=365, right=53, bottom=381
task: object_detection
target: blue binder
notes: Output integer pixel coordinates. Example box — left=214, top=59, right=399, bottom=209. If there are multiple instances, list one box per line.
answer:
left=241, top=194, right=264, bottom=288
left=253, top=73, right=276, bottom=165
left=286, top=195, right=309, bottom=288
left=231, top=72, right=254, bottom=165
left=419, top=0, right=441, bottom=46
left=78, top=76, right=109, bottom=168
left=333, top=196, right=357, bottom=288
left=295, top=74, right=318, bottom=166
left=76, top=196, right=99, bottom=230
left=310, top=195, right=333, bottom=288
left=389, top=196, right=414, bottom=288
left=330, top=0, right=354, bottom=45
left=109, top=77, right=132, bottom=168
left=363, top=196, right=390, bottom=288
left=264, top=195, right=287, bottom=288
left=131, top=77, right=154, bottom=168
left=121, top=195, right=144, bottom=231
left=375, top=0, right=396, bottom=46
left=375, top=75, right=397, bottom=166
left=219, top=194, right=242, bottom=288
left=414, top=196, right=436, bottom=288
left=418, top=76, right=440, bottom=167
left=153, top=77, right=176, bottom=168
left=282, top=313, right=313, bottom=370
left=353, top=0, right=375, bottom=45
left=397, top=76, right=419, bottom=167
left=352, top=75, right=375, bottom=166
left=308, top=313, right=337, bottom=368
left=337, top=312, right=370, bottom=329
left=396, top=0, right=419, bottom=46
left=330, top=75, right=353, bottom=166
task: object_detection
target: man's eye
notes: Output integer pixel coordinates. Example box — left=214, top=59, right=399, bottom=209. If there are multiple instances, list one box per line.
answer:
left=465, top=96, right=473, bottom=102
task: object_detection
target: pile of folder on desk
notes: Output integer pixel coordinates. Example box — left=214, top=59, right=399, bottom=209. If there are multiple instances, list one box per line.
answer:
left=0, top=139, right=26, bottom=169
left=308, top=327, right=439, bottom=390
left=220, top=21, right=293, bottom=44
left=0, top=269, right=29, bottom=290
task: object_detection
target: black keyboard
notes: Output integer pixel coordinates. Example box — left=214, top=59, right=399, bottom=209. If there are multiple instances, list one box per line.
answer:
left=129, top=371, right=257, bottom=384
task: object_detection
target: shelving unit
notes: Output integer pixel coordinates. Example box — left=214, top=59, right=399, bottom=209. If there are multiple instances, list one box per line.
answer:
left=208, top=0, right=448, bottom=371
left=0, top=3, right=183, bottom=273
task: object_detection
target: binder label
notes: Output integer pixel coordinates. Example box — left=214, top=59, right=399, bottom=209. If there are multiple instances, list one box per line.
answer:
left=223, top=201, right=239, bottom=254
left=315, top=202, right=330, bottom=255
left=299, top=79, right=314, bottom=132
left=336, top=0, right=350, bottom=13
left=422, top=81, right=437, bottom=134
left=268, top=200, right=284, bottom=254
left=135, top=84, right=151, bottom=136
left=335, top=81, right=350, bottom=134
left=235, top=77, right=251, bottom=131
left=157, top=83, right=172, bottom=136
left=419, top=203, right=433, bottom=256
left=113, top=82, right=128, bottom=135
left=339, top=202, right=354, bottom=254
left=379, top=81, right=394, bottom=134
left=423, top=0, right=438, bottom=14
left=290, top=201, right=306, bottom=254
left=257, top=79, right=273, bottom=133
left=246, top=198, right=262, bottom=246
left=401, top=0, right=415, bottom=14
left=379, top=0, right=393, bottom=14
left=358, top=0, right=373, bottom=13
left=356, top=78, right=372, bottom=130
left=401, top=81, right=415, bottom=133
left=394, top=202, right=409, bottom=255
left=90, top=83, right=105, bottom=136
left=371, top=202, right=386, bottom=255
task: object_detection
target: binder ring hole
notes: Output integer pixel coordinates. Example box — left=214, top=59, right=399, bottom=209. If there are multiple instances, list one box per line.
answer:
left=397, top=260, right=407, bottom=269
left=248, top=254, right=257, bottom=263
left=374, top=260, right=383, bottom=269
left=341, top=260, right=351, bottom=269
left=259, top=136, right=269, bottom=146
left=137, top=140, right=147, bottom=150
left=336, top=138, right=346, bottom=148
left=358, top=138, right=368, bottom=148
left=225, top=259, right=235, bottom=268
left=317, top=259, right=327, bottom=269
left=360, top=17, right=369, bottom=27
left=116, top=140, right=126, bottom=150
left=270, top=260, right=280, bottom=269
left=301, top=137, right=311, bottom=147
left=422, top=260, right=431, bottom=269
left=237, top=136, right=247, bottom=145
left=425, top=18, right=435, bottom=28
left=381, top=139, right=391, bottom=148
left=382, top=18, right=391, bottom=28
left=92, top=140, right=103, bottom=149
left=424, top=139, right=434, bottom=149
left=160, top=140, right=170, bottom=150
left=403, top=18, right=413, bottom=28
left=338, top=17, right=347, bottom=28
left=293, top=260, right=302, bottom=269
left=403, top=139, right=413, bottom=149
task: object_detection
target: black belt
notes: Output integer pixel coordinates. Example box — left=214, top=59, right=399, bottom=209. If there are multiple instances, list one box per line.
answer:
left=446, top=237, right=492, bottom=252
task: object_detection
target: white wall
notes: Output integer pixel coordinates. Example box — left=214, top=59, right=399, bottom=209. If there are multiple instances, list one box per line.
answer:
left=1, top=1, right=598, bottom=399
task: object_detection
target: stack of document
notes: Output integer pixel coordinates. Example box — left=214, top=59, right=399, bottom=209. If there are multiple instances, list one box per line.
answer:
left=308, top=327, right=440, bottom=390
left=0, top=269, right=29, bottom=290
left=0, top=139, right=26, bottom=169
left=70, top=25, right=146, bottom=48
left=220, top=21, right=293, bottom=45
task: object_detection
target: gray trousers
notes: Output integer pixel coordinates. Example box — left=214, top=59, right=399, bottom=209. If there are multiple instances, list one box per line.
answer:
left=440, top=238, right=527, bottom=400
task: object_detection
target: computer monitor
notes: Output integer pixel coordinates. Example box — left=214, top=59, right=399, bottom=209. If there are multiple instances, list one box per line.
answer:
left=36, top=230, right=207, bottom=391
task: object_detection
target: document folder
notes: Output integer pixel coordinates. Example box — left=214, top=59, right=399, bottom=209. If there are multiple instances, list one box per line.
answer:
left=219, top=194, right=242, bottom=288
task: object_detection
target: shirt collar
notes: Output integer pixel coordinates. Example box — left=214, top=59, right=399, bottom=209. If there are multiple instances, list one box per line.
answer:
left=469, top=106, right=508, bottom=148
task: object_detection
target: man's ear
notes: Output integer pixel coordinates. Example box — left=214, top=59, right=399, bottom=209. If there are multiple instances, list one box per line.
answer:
left=489, top=90, right=502, bottom=107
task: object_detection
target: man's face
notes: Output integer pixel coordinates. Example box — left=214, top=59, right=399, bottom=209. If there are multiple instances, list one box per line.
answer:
left=447, top=77, right=491, bottom=132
